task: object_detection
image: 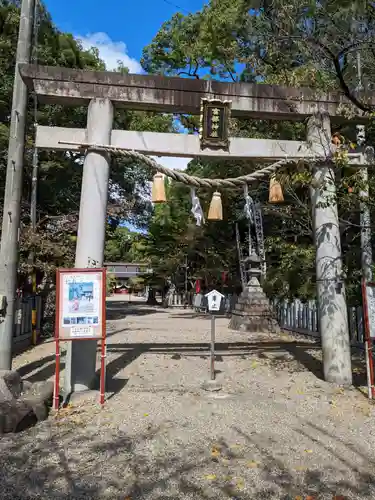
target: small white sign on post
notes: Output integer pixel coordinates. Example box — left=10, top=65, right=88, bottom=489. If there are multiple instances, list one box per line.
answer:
left=205, top=289, right=224, bottom=312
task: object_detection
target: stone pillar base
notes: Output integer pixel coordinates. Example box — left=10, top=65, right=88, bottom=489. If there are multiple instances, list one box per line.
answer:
left=229, top=278, right=280, bottom=334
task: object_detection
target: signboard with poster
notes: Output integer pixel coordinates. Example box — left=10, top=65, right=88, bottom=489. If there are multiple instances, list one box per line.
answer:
left=56, top=268, right=105, bottom=340
left=54, top=268, right=107, bottom=410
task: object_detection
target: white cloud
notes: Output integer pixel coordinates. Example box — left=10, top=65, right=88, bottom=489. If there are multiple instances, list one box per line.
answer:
left=76, top=32, right=142, bottom=73
left=152, top=156, right=193, bottom=171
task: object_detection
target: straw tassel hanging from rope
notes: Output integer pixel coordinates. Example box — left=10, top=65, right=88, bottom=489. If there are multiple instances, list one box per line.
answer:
left=269, top=175, right=284, bottom=203
left=207, top=191, right=223, bottom=221
left=152, top=172, right=166, bottom=203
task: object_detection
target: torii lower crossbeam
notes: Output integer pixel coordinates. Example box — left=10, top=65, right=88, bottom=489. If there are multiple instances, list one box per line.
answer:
left=36, top=126, right=365, bottom=165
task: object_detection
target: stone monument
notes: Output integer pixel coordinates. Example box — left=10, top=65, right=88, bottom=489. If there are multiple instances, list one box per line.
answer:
left=229, top=253, right=280, bottom=333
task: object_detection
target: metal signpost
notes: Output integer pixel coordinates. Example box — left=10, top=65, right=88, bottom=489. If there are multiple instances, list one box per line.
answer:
left=361, top=279, right=375, bottom=399
left=210, top=315, right=216, bottom=381
left=203, top=290, right=224, bottom=391
left=53, top=268, right=107, bottom=410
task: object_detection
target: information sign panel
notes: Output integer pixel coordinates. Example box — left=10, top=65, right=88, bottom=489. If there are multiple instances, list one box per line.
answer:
left=56, top=268, right=106, bottom=340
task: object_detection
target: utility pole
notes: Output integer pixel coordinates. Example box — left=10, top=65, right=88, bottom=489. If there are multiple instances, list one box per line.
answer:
left=355, top=53, right=373, bottom=282
left=30, top=145, right=38, bottom=345
left=357, top=125, right=373, bottom=282
left=0, top=0, right=35, bottom=370
left=30, top=0, right=39, bottom=345
left=307, top=113, right=352, bottom=386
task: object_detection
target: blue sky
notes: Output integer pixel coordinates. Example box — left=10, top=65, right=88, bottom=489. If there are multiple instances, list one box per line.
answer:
left=44, top=0, right=207, bottom=72
left=44, top=0, right=207, bottom=172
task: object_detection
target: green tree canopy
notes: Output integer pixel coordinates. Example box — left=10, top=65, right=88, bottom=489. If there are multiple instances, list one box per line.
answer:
left=0, top=0, right=175, bottom=292
left=138, top=0, right=375, bottom=303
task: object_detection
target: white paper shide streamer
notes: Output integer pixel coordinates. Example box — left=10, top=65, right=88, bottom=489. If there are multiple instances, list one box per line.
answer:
left=190, top=188, right=205, bottom=226
left=243, top=185, right=254, bottom=223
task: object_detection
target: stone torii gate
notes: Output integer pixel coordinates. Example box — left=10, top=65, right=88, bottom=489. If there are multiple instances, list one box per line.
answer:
left=19, top=64, right=371, bottom=392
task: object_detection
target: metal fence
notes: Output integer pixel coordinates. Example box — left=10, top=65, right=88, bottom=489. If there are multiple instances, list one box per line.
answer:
left=271, top=299, right=364, bottom=347
left=168, top=292, right=237, bottom=315
left=13, top=296, right=42, bottom=350
left=166, top=293, right=191, bottom=308
left=168, top=292, right=365, bottom=347
left=192, top=293, right=238, bottom=315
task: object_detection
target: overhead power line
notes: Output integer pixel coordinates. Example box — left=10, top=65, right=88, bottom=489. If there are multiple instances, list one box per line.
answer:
left=159, top=0, right=190, bottom=15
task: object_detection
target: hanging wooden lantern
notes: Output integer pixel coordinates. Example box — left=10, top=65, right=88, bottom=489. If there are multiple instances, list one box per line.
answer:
left=269, top=175, right=284, bottom=203
left=208, top=191, right=223, bottom=221
left=152, top=172, right=166, bottom=203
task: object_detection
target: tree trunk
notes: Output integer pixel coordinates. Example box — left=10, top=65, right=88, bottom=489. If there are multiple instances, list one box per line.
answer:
left=146, top=287, right=158, bottom=305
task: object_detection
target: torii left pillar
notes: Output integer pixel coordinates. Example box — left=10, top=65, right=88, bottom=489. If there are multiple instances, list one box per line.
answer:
left=64, top=98, right=113, bottom=394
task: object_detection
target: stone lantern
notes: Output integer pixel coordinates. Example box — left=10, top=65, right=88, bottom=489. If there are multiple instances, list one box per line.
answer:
left=244, top=252, right=262, bottom=288
left=229, top=252, right=280, bottom=334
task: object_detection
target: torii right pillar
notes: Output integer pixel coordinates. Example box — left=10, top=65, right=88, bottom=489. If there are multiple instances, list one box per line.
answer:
left=307, top=113, right=352, bottom=386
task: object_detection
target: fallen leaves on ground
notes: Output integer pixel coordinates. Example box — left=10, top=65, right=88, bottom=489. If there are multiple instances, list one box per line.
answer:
left=281, top=335, right=291, bottom=341
left=246, top=461, right=260, bottom=468
left=353, top=400, right=372, bottom=417
left=204, top=474, right=217, bottom=481
left=235, top=477, right=245, bottom=489
left=53, top=405, right=86, bottom=426
left=361, top=407, right=371, bottom=417
left=295, top=495, right=343, bottom=500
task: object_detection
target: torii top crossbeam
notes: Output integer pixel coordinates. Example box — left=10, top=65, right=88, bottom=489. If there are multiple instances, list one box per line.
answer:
left=19, top=64, right=372, bottom=121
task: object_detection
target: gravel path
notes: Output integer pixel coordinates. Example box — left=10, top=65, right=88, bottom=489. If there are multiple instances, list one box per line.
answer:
left=1, top=296, right=375, bottom=499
